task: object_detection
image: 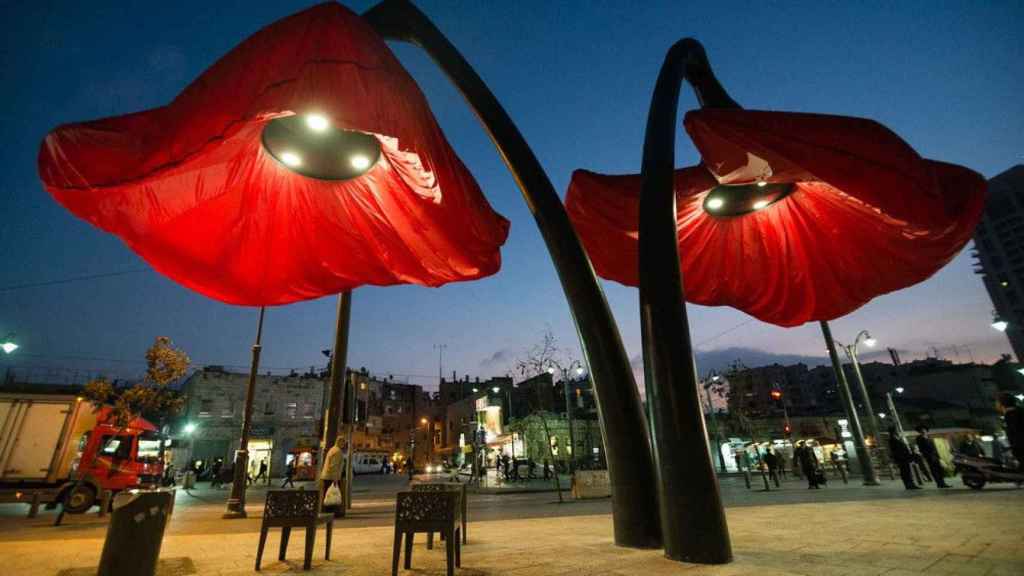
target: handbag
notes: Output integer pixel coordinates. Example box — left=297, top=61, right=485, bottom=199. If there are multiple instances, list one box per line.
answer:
left=323, top=483, right=343, bottom=507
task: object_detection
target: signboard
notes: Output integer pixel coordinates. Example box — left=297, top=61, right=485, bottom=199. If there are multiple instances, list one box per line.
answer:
left=250, top=424, right=275, bottom=438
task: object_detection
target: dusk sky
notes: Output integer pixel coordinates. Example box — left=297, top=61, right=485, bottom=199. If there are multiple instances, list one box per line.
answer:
left=2, top=1, right=1022, bottom=389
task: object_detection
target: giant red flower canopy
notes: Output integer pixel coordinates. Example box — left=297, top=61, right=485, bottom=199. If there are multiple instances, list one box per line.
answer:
left=567, top=109, right=985, bottom=327
left=38, top=2, right=509, bottom=306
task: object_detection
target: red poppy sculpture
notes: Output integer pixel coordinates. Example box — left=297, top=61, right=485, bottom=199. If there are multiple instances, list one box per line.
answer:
left=567, top=109, right=985, bottom=327
left=38, top=2, right=509, bottom=306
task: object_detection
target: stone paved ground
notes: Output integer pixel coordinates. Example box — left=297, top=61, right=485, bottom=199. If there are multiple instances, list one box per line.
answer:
left=2, top=485, right=1021, bottom=575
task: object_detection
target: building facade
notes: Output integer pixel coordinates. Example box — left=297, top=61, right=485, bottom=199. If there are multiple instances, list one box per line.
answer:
left=973, top=164, right=1024, bottom=361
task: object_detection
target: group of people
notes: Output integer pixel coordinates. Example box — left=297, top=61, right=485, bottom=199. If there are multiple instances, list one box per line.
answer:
left=888, top=424, right=951, bottom=490
left=494, top=454, right=551, bottom=481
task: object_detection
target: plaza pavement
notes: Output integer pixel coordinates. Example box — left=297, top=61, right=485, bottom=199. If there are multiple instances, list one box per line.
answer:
left=1, top=477, right=1021, bottom=575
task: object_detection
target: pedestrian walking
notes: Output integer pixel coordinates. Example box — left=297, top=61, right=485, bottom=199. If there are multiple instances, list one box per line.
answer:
left=254, top=459, right=269, bottom=484
left=914, top=425, right=950, bottom=488
left=776, top=451, right=788, bottom=480
left=997, top=392, right=1023, bottom=470
left=764, top=447, right=781, bottom=487
left=281, top=461, right=296, bottom=488
left=795, top=441, right=821, bottom=489
left=888, top=426, right=921, bottom=490
left=543, top=458, right=551, bottom=480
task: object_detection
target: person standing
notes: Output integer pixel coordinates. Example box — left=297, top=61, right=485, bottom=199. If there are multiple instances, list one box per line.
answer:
left=321, top=436, right=346, bottom=512
left=914, top=425, right=951, bottom=488
left=888, top=426, right=920, bottom=490
left=796, top=441, right=821, bottom=489
left=997, top=392, right=1023, bottom=470
left=764, top=447, right=780, bottom=487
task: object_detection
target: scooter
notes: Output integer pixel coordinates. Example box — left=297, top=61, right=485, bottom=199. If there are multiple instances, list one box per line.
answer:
left=952, top=452, right=1023, bottom=490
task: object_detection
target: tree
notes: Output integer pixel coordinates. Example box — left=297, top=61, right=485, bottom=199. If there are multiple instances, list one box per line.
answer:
left=514, top=328, right=578, bottom=501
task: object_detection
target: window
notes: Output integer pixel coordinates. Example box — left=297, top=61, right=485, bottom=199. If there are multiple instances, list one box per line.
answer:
left=286, top=402, right=298, bottom=419
left=137, top=432, right=162, bottom=463
left=303, top=403, right=315, bottom=419
left=263, top=402, right=274, bottom=416
left=198, top=398, right=213, bottom=417
left=221, top=403, right=234, bottom=418
left=99, top=435, right=134, bottom=459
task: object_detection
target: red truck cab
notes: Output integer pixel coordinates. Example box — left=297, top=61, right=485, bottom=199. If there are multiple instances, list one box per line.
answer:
left=63, top=409, right=164, bottom=512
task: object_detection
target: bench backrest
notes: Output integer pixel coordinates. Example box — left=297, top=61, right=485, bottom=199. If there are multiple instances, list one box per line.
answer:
left=264, top=489, right=319, bottom=521
left=395, top=491, right=458, bottom=529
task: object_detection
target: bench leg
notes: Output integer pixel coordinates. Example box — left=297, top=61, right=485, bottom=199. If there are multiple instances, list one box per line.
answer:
left=455, top=527, right=461, bottom=567
left=255, top=527, right=269, bottom=571
left=462, top=514, right=467, bottom=545
left=404, top=532, right=414, bottom=569
left=279, top=527, right=291, bottom=561
left=304, top=526, right=316, bottom=570
left=325, top=521, right=333, bottom=561
left=392, top=527, right=402, bottom=576
left=445, top=529, right=455, bottom=576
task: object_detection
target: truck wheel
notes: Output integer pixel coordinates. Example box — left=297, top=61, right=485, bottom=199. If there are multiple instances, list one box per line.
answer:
left=64, top=484, right=97, bottom=513
left=962, top=475, right=986, bottom=490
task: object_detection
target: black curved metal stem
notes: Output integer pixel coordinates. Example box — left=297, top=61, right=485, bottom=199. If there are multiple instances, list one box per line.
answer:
left=638, top=38, right=735, bottom=563
left=362, top=0, right=661, bottom=548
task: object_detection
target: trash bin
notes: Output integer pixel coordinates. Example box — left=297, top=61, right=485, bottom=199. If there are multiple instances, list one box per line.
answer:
left=182, top=471, right=196, bottom=490
left=97, top=489, right=175, bottom=576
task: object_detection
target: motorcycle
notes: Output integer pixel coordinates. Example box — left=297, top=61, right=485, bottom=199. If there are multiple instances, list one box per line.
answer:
left=952, top=452, right=1023, bottom=490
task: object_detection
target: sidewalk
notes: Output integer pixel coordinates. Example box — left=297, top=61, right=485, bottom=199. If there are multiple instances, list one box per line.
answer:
left=4, top=487, right=1022, bottom=575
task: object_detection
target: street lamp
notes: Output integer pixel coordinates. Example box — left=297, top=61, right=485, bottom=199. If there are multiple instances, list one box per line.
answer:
left=546, top=359, right=584, bottom=475
left=1, top=334, right=17, bottom=354
left=183, top=422, right=197, bottom=435
left=835, top=329, right=882, bottom=486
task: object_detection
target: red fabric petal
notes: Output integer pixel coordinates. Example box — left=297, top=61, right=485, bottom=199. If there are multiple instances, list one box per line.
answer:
left=683, top=109, right=978, bottom=228
left=38, top=2, right=509, bottom=306
left=566, top=159, right=984, bottom=327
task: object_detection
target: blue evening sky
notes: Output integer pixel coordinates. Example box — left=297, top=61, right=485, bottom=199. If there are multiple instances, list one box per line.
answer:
left=2, top=1, right=1021, bottom=388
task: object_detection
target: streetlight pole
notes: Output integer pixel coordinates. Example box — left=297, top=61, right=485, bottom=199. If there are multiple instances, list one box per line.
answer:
left=223, top=306, right=265, bottom=518
left=838, top=330, right=888, bottom=479
left=820, top=321, right=879, bottom=486
left=703, top=374, right=727, bottom=474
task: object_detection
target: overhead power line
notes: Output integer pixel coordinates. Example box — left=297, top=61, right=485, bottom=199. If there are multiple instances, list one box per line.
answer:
left=0, top=269, right=149, bottom=293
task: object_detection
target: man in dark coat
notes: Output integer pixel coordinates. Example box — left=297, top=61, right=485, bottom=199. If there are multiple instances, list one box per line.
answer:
left=764, top=447, right=780, bottom=487
left=997, top=392, right=1024, bottom=470
left=914, top=425, right=950, bottom=488
left=795, top=441, right=821, bottom=489
left=887, top=426, right=920, bottom=490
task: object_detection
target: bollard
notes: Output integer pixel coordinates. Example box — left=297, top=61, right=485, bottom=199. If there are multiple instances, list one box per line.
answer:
left=98, top=490, right=111, bottom=518
left=97, top=489, right=175, bottom=576
left=28, top=492, right=41, bottom=518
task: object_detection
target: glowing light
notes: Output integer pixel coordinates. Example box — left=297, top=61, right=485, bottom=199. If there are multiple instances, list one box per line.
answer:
left=472, top=387, right=478, bottom=393
left=878, top=413, right=887, bottom=419
left=706, top=197, right=725, bottom=211
left=756, top=181, right=767, bottom=187
left=304, top=114, right=330, bottom=132
left=350, top=154, right=372, bottom=170
left=280, top=151, right=302, bottom=167
left=575, top=366, right=585, bottom=376
left=1017, top=393, right=1024, bottom=402
left=753, top=200, right=769, bottom=210
left=981, top=435, right=994, bottom=442
left=183, top=423, right=197, bottom=435
left=864, top=337, right=877, bottom=348
left=1002, top=281, right=1010, bottom=287
left=895, top=386, right=905, bottom=394
left=1, top=342, right=17, bottom=354
left=420, top=417, right=428, bottom=425
left=1017, top=368, right=1024, bottom=376
left=993, top=320, right=1009, bottom=332
left=492, top=387, right=500, bottom=393
left=546, top=366, right=556, bottom=374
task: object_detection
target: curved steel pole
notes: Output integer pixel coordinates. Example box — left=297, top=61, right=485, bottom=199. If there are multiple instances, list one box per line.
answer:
left=638, top=38, right=734, bottom=564
left=362, top=0, right=660, bottom=548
